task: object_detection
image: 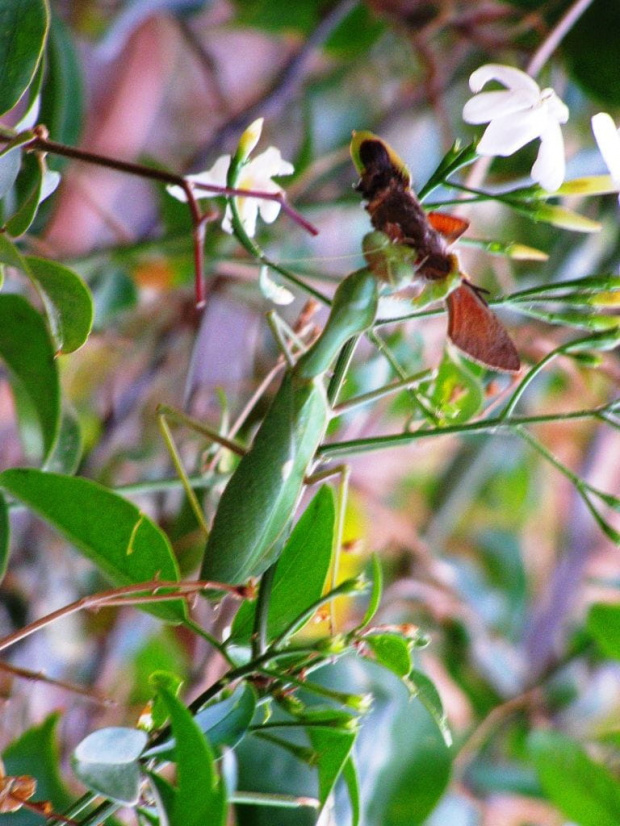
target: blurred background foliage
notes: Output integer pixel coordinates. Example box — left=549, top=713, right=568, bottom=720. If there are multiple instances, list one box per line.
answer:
left=1, top=0, right=620, bottom=824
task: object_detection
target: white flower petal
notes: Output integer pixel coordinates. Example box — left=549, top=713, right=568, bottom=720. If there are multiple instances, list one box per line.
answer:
left=477, top=109, right=547, bottom=156
left=236, top=199, right=259, bottom=237
left=463, top=89, right=537, bottom=124
left=166, top=156, right=232, bottom=202
left=166, top=183, right=188, bottom=202
left=531, top=120, right=565, bottom=191
left=248, top=146, right=294, bottom=179
left=592, top=112, right=620, bottom=185
left=468, top=63, right=540, bottom=97
left=543, top=90, right=569, bottom=124
left=257, top=198, right=282, bottom=224
left=187, top=155, right=231, bottom=191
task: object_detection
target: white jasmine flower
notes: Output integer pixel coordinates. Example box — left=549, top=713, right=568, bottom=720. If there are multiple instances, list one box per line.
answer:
left=463, top=64, right=569, bottom=191
left=591, top=112, right=620, bottom=203
left=167, top=132, right=294, bottom=238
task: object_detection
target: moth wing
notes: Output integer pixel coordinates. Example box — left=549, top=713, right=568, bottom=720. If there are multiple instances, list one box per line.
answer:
left=428, top=212, right=469, bottom=243
left=446, top=282, right=520, bottom=373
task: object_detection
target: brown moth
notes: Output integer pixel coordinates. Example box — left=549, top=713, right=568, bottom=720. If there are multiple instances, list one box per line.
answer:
left=351, top=131, right=520, bottom=373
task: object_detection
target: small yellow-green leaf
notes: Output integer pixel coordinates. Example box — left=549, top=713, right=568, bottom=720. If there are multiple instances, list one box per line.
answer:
left=532, top=203, right=601, bottom=233
left=558, top=175, right=617, bottom=196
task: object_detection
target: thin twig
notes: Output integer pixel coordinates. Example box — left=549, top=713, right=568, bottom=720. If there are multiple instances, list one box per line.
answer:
left=0, top=661, right=116, bottom=706
left=186, top=0, right=359, bottom=169
left=0, top=580, right=248, bottom=653
left=526, top=0, right=596, bottom=77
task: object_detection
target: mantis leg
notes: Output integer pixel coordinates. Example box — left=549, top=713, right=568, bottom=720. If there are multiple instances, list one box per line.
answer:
left=156, top=404, right=249, bottom=536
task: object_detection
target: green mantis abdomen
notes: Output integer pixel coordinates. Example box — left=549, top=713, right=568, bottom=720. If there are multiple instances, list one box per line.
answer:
left=200, top=373, right=329, bottom=585
left=200, top=267, right=379, bottom=586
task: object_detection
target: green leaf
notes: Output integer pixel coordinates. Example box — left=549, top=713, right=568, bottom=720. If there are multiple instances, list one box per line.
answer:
left=326, top=4, right=385, bottom=57
left=356, top=554, right=383, bottom=630
left=406, top=669, right=452, bottom=747
left=364, top=633, right=412, bottom=678
left=383, top=704, right=452, bottom=826
left=1, top=714, right=72, bottom=826
left=0, top=294, right=60, bottom=460
left=0, top=146, right=22, bottom=200
left=0, top=231, right=29, bottom=269
left=341, top=756, right=360, bottom=826
left=0, top=0, right=49, bottom=116
left=0, top=468, right=186, bottom=622
left=145, top=683, right=257, bottom=760
left=230, top=486, right=335, bottom=643
left=431, top=353, right=483, bottom=423
left=39, top=10, right=84, bottom=147
left=25, top=256, right=94, bottom=353
left=587, top=603, right=620, bottom=660
left=530, top=730, right=620, bottom=826
left=72, top=727, right=148, bottom=806
left=5, top=151, right=44, bottom=237
left=43, top=408, right=83, bottom=475
left=564, top=0, right=620, bottom=106
left=0, top=237, right=93, bottom=354
left=233, top=0, right=317, bottom=33
left=306, top=726, right=356, bottom=810
left=155, top=685, right=227, bottom=826
left=145, top=670, right=184, bottom=731
left=0, top=492, right=8, bottom=584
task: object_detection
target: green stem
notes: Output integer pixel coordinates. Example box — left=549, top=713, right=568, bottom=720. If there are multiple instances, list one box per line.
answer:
left=269, top=578, right=365, bottom=649
left=332, top=369, right=431, bottom=416
left=253, top=562, right=278, bottom=658
left=500, top=349, right=561, bottom=419
left=184, top=617, right=236, bottom=666
left=366, top=329, right=440, bottom=423
left=317, top=401, right=620, bottom=459
left=229, top=197, right=330, bottom=304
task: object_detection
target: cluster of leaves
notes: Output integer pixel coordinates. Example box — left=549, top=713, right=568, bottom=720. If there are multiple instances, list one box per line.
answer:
left=0, top=2, right=619, bottom=826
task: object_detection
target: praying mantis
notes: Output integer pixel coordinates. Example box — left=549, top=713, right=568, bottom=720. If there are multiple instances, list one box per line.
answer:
left=166, top=131, right=521, bottom=590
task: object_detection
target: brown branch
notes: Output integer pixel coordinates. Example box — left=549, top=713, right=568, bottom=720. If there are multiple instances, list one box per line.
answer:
left=0, top=126, right=318, bottom=307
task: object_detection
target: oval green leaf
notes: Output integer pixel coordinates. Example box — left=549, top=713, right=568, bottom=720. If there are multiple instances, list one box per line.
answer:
left=72, top=727, right=147, bottom=806
left=364, top=633, right=412, bottom=678
left=0, top=293, right=60, bottom=459
left=0, top=468, right=186, bottom=622
left=0, top=146, right=22, bottom=199
left=5, top=151, right=44, bottom=238
left=43, top=408, right=83, bottom=475
left=145, top=683, right=257, bottom=760
left=26, top=255, right=94, bottom=353
left=155, top=685, right=227, bottom=826
left=530, top=729, right=620, bottom=826
left=0, top=0, right=49, bottom=115
left=39, top=10, right=85, bottom=146
left=229, top=485, right=335, bottom=644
